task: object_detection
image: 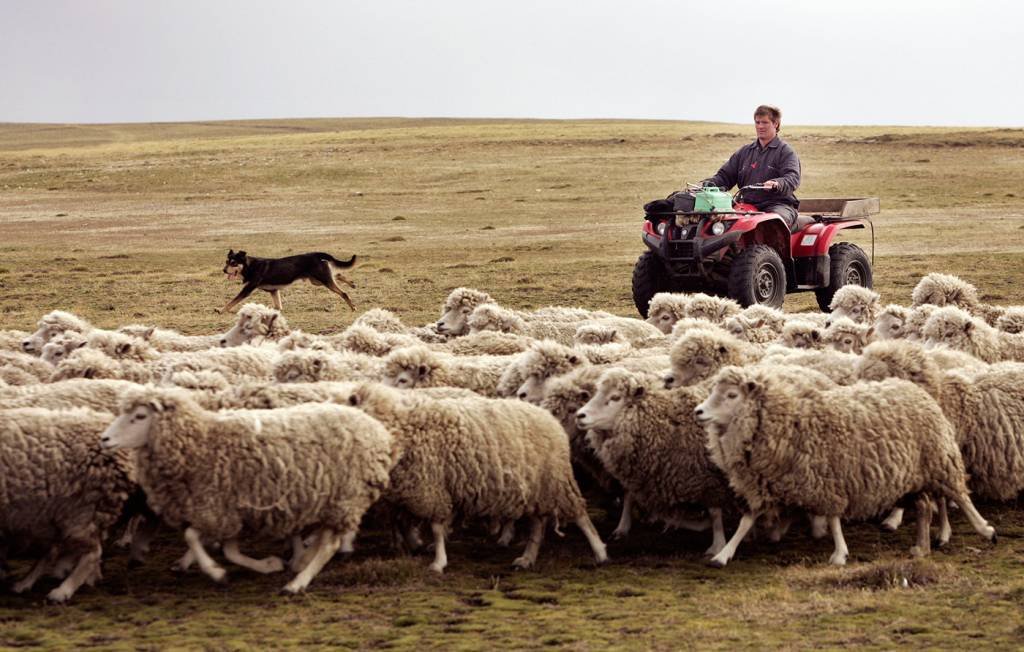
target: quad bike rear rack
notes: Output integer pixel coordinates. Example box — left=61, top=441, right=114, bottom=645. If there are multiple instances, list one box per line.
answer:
left=799, top=197, right=880, bottom=264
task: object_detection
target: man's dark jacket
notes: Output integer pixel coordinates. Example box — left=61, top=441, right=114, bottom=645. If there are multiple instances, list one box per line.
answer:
left=702, top=136, right=801, bottom=210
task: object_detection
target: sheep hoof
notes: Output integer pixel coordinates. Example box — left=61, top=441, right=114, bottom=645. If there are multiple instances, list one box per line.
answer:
left=512, top=557, right=534, bottom=570
left=878, top=522, right=898, bottom=533
left=610, top=529, right=628, bottom=541
left=427, top=562, right=445, bottom=574
left=705, top=557, right=727, bottom=569
left=909, top=545, right=928, bottom=559
left=280, top=583, right=305, bottom=596
left=208, top=567, right=228, bottom=584
left=46, top=587, right=73, bottom=604
left=828, top=552, right=848, bottom=566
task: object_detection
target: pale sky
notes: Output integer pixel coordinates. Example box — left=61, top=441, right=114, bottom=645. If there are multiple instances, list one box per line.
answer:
left=2, top=0, right=1022, bottom=126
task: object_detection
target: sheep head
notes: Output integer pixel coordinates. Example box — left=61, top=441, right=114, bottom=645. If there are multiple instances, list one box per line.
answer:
left=515, top=340, right=583, bottom=404
left=824, top=317, right=874, bottom=354
left=437, top=287, right=494, bottom=335
left=856, top=340, right=941, bottom=398
left=685, top=293, right=741, bottom=324
left=646, top=293, right=691, bottom=334
left=384, top=345, right=440, bottom=388
left=922, top=306, right=977, bottom=352
left=826, top=285, right=881, bottom=326
left=780, top=320, right=823, bottom=350
left=911, top=273, right=980, bottom=310
left=666, top=328, right=746, bottom=388
left=467, top=303, right=525, bottom=335
left=874, top=304, right=910, bottom=340
left=575, top=368, right=651, bottom=432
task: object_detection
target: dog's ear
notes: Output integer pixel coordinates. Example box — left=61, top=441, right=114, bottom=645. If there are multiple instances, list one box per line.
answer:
left=237, top=250, right=247, bottom=259
left=227, top=249, right=234, bottom=257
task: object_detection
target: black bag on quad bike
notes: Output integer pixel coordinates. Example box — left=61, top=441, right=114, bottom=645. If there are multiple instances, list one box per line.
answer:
left=643, top=191, right=695, bottom=222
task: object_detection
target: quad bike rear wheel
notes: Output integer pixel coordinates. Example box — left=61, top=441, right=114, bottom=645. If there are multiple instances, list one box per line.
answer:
left=727, top=244, right=786, bottom=308
left=815, top=242, right=873, bottom=312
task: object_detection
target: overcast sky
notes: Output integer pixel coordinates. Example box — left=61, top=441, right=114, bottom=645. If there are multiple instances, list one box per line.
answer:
left=2, top=0, right=1022, bottom=127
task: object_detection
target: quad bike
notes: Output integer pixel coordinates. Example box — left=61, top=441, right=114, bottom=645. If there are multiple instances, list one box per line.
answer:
left=632, top=184, right=879, bottom=315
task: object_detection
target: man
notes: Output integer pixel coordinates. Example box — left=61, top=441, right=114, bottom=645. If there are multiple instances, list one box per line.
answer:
left=701, top=104, right=801, bottom=229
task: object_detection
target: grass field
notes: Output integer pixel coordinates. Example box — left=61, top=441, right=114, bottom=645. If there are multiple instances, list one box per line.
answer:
left=2, top=118, right=1024, bottom=649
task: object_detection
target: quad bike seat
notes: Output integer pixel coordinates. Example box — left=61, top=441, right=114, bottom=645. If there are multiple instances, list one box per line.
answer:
left=791, top=213, right=817, bottom=233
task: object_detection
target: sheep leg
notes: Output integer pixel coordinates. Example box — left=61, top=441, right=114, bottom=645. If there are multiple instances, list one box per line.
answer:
left=768, top=515, right=794, bottom=543
left=129, top=517, right=157, bottom=567
left=115, top=514, right=142, bottom=549
left=184, top=527, right=226, bottom=583
left=11, top=545, right=58, bottom=594
left=223, top=540, right=285, bottom=574
left=428, top=522, right=448, bottom=573
left=513, top=517, right=547, bottom=570
left=611, top=492, right=633, bottom=540
left=910, top=494, right=933, bottom=558
left=708, top=512, right=758, bottom=568
left=496, top=521, right=516, bottom=547
left=948, top=493, right=996, bottom=541
left=881, top=507, right=904, bottom=532
left=47, top=542, right=102, bottom=603
left=283, top=529, right=342, bottom=594
left=404, top=522, right=424, bottom=552
left=705, top=508, right=726, bottom=557
left=47, top=552, right=78, bottom=580
left=339, top=530, right=357, bottom=555
left=828, top=516, right=849, bottom=566
left=810, top=514, right=829, bottom=539
left=575, top=513, right=609, bottom=564
left=288, top=536, right=310, bottom=573
left=936, top=498, right=952, bottom=547
left=172, top=549, right=196, bottom=572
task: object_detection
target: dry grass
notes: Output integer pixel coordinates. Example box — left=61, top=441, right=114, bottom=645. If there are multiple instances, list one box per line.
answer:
left=2, top=118, right=1024, bottom=648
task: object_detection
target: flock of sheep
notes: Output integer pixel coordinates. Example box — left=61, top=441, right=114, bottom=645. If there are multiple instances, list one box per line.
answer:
left=2, top=272, right=1024, bottom=602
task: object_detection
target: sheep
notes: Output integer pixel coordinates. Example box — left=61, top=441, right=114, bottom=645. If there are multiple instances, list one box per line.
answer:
left=823, top=317, right=874, bottom=354
left=646, top=293, right=692, bottom=334
left=443, top=330, right=536, bottom=356
left=779, top=320, right=825, bottom=350
left=826, top=285, right=881, bottom=326
left=572, top=317, right=664, bottom=347
left=1, top=365, right=47, bottom=386
left=857, top=340, right=1024, bottom=503
left=668, top=317, right=726, bottom=340
left=50, top=347, right=155, bottom=383
left=84, top=330, right=160, bottom=363
left=1, top=407, right=136, bottom=602
left=904, top=304, right=940, bottom=341
left=40, top=331, right=89, bottom=365
left=220, top=303, right=290, bottom=347
left=274, top=349, right=384, bottom=383
left=1, top=329, right=30, bottom=353
left=685, top=293, right=742, bottom=324
left=874, top=304, right=912, bottom=340
left=923, top=306, right=1024, bottom=363
left=342, top=382, right=608, bottom=572
left=509, top=340, right=588, bottom=404
left=576, top=367, right=736, bottom=555
left=21, top=310, right=96, bottom=355
left=276, top=329, right=339, bottom=352
left=435, top=288, right=496, bottom=336
left=0, top=350, right=53, bottom=383
left=664, top=328, right=761, bottom=388
left=155, top=344, right=280, bottom=380
left=694, top=365, right=996, bottom=567
left=995, top=307, right=1024, bottom=335
left=911, top=273, right=1004, bottom=325
left=337, top=324, right=422, bottom=357
left=759, top=348, right=862, bottom=385
left=468, top=303, right=578, bottom=345
left=0, top=378, right=140, bottom=412
left=118, top=324, right=221, bottom=352
left=382, top=345, right=514, bottom=396
left=723, top=306, right=786, bottom=344
left=575, top=322, right=627, bottom=346
left=99, top=385, right=399, bottom=593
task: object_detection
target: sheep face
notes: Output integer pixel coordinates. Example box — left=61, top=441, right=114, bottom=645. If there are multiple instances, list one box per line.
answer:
left=647, top=305, right=680, bottom=334
left=22, top=323, right=63, bottom=355
left=782, top=323, right=822, bottom=350
left=694, top=377, right=752, bottom=430
left=101, top=404, right=157, bottom=450
left=574, top=324, right=619, bottom=345
left=384, top=363, right=429, bottom=389
left=874, top=308, right=908, bottom=340
left=222, top=307, right=281, bottom=347
left=824, top=318, right=873, bottom=354
left=91, top=332, right=155, bottom=361
left=665, top=351, right=714, bottom=388
left=278, top=331, right=331, bottom=352
left=575, top=372, right=645, bottom=431
left=826, top=286, right=880, bottom=326
left=40, top=332, right=88, bottom=365
left=923, top=309, right=974, bottom=351
left=686, top=295, right=740, bottom=324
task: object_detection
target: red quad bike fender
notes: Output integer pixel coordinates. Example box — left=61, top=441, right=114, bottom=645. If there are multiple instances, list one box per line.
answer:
left=790, top=220, right=868, bottom=257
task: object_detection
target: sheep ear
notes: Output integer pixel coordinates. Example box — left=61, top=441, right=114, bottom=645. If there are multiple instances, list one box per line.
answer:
left=631, top=385, right=645, bottom=399
left=82, top=367, right=96, bottom=379
left=75, top=340, right=87, bottom=349
left=417, top=364, right=430, bottom=378
left=717, top=345, right=727, bottom=354
left=866, top=327, right=875, bottom=339
left=744, top=379, right=761, bottom=396
left=116, top=342, right=131, bottom=355
left=752, top=318, right=765, bottom=328
left=811, top=330, right=821, bottom=341
left=568, top=355, right=579, bottom=364
left=142, top=327, right=156, bottom=340
left=348, top=394, right=361, bottom=407
left=312, top=358, right=323, bottom=371
left=963, top=321, right=973, bottom=334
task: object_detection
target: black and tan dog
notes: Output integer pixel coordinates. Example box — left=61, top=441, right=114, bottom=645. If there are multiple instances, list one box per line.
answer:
left=220, top=249, right=357, bottom=313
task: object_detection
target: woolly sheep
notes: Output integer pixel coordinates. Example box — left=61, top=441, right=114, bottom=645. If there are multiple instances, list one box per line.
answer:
left=995, top=307, right=1024, bottom=335
left=1, top=329, right=30, bottom=353
left=100, top=385, right=399, bottom=593
left=155, top=344, right=280, bottom=380
left=21, top=310, right=96, bottom=355
left=343, top=382, right=608, bottom=572
left=40, top=331, right=89, bottom=365
left=577, top=367, right=735, bottom=555
left=874, top=304, right=912, bottom=340
left=779, top=320, right=825, bottom=350
left=508, top=340, right=588, bottom=404
left=823, top=317, right=874, bottom=354
left=2, top=407, right=136, bottom=602
left=911, top=273, right=1003, bottom=325
left=574, top=317, right=664, bottom=347
left=826, top=285, right=881, bottom=326
left=923, top=306, right=1024, bottom=363
left=685, top=293, right=742, bottom=324
left=274, top=349, right=384, bottom=383
left=724, top=305, right=786, bottom=344
left=0, top=378, right=139, bottom=412
left=0, top=351, right=53, bottom=383
left=760, top=348, right=862, bottom=385
left=118, top=324, right=221, bottom=352
left=665, top=328, right=761, bottom=388
left=436, top=287, right=496, bottom=336
left=575, top=323, right=628, bottom=346
left=443, top=330, right=536, bottom=356
left=382, top=345, right=514, bottom=396
left=337, top=324, right=422, bottom=357
left=646, top=293, right=692, bottom=334
left=220, top=303, right=290, bottom=347
left=468, top=303, right=578, bottom=345
left=695, top=365, right=996, bottom=567
left=84, top=330, right=160, bottom=363
left=857, top=340, right=1024, bottom=503
left=49, top=347, right=155, bottom=383
left=276, top=329, right=340, bottom=352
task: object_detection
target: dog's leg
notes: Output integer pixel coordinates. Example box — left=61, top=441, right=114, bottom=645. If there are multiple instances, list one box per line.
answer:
left=271, top=290, right=283, bottom=311
left=333, top=273, right=356, bottom=289
left=326, top=280, right=356, bottom=311
left=219, top=285, right=257, bottom=314
left=312, top=264, right=356, bottom=311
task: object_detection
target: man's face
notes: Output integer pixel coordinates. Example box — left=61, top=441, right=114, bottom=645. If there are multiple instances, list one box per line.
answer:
left=754, top=115, right=778, bottom=143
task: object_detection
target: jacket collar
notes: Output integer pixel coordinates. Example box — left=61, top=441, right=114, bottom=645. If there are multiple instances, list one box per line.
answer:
left=755, top=136, right=781, bottom=150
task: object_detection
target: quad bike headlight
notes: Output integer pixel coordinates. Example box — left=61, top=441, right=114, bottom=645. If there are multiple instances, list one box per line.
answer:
left=656, top=221, right=667, bottom=235
left=710, top=220, right=727, bottom=236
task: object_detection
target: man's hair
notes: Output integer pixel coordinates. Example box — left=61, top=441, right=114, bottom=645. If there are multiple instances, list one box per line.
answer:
left=754, top=105, right=782, bottom=131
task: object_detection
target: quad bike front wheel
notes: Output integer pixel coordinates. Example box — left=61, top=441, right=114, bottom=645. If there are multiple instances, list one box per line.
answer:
left=815, top=242, right=873, bottom=312
left=727, top=244, right=786, bottom=308
left=632, top=251, right=671, bottom=318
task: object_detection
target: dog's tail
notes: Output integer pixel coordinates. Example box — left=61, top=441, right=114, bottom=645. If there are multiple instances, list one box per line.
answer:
left=316, top=253, right=357, bottom=268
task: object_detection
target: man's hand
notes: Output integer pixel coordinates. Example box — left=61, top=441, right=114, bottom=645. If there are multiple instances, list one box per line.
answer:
left=763, top=180, right=780, bottom=191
